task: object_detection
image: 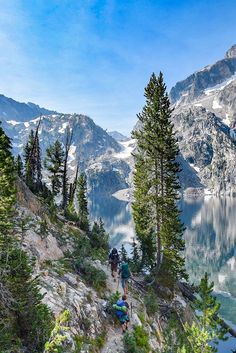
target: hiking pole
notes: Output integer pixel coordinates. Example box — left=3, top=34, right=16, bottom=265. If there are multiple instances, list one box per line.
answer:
left=116, top=276, right=120, bottom=292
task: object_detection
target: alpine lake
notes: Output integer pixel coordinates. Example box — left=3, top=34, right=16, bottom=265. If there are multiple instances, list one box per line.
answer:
left=89, top=194, right=236, bottom=353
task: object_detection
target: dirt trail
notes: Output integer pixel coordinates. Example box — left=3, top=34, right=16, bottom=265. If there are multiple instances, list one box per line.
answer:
left=99, top=263, right=143, bottom=353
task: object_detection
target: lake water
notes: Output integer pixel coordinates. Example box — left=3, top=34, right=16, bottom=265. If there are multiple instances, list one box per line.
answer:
left=90, top=195, right=236, bottom=352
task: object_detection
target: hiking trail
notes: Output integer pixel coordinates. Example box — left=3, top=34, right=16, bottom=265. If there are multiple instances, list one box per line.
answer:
left=98, top=262, right=144, bottom=353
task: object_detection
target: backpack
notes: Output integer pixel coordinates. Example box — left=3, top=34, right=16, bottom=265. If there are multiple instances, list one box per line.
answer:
left=121, top=263, right=130, bottom=279
left=113, top=300, right=128, bottom=317
left=109, top=250, right=120, bottom=264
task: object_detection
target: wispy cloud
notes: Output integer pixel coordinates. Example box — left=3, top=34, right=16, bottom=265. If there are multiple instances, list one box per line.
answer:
left=0, top=0, right=235, bottom=134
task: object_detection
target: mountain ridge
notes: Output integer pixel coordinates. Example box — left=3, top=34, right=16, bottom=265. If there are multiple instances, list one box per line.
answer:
left=0, top=93, right=57, bottom=122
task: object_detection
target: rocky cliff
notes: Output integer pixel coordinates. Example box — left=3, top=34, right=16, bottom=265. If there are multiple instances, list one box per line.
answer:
left=170, top=44, right=236, bottom=195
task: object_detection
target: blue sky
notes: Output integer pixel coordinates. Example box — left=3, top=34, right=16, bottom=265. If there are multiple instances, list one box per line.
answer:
left=0, top=0, right=236, bottom=134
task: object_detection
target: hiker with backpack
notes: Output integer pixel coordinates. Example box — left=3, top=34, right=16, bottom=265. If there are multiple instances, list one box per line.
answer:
left=119, top=261, right=132, bottom=296
left=113, top=294, right=130, bottom=333
left=109, top=248, right=120, bottom=280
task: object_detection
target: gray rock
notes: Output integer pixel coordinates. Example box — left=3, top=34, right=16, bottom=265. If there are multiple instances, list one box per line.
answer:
left=225, top=44, right=236, bottom=59
left=132, top=313, right=142, bottom=327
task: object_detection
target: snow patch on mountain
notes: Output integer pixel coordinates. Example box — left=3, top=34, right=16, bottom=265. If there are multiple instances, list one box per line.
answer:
left=205, top=73, right=236, bottom=96
left=7, top=120, right=21, bottom=126
left=223, top=114, right=231, bottom=126
left=114, top=139, right=135, bottom=160
left=189, top=163, right=200, bottom=173
left=59, top=122, right=68, bottom=134
left=212, top=98, right=222, bottom=109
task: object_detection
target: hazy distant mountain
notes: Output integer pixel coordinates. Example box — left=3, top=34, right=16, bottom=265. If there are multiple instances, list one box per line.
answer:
left=2, top=113, right=130, bottom=196
left=108, top=131, right=128, bottom=141
left=0, top=94, right=57, bottom=122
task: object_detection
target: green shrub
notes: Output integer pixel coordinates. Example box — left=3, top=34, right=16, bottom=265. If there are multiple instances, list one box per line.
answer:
left=75, top=259, right=107, bottom=293
left=123, top=326, right=150, bottom=353
left=144, top=289, right=159, bottom=316
left=74, top=331, right=106, bottom=352
left=133, top=326, right=150, bottom=350
left=106, top=291, right=121, bottom=314
left=44, top=310, right=70, bottom=353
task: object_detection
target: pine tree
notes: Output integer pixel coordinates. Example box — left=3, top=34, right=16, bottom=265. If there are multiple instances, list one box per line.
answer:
left=132, top=157, right=156, bottom=269
left=62, top=126, right=73, bottom=213
left=24, top=130, right=35, bottom=190
left=24, top=119, right=43, bottom=194
left=35, top=131, right=42, bottom=192
left=182, top=273, right=228, bottom=353
left=90, top=218, right=109, bottom=251
left=120, top=244, right=128, bottom=262
left=0, top=124, right=53, bottom=352
left=131, top=239, right=139, bottom=263
left=1, top=251, right=53, bottom=352
left=132, top=72, right=186, bottom=280
left=77, top=172, right=89, bottom=232
left=45, top=140, right=65, bottom=195
left=15, top=154, right=24, bottom=178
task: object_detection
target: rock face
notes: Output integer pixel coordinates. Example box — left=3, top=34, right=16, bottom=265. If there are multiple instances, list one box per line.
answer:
left=169, top=44, right=236, bottom=194
left=108, top=131, right=128, bottom=141
left=173, top=106, right=236, bottom=194
left=225, top=44, right=236, bottom=59
left=170, top=45, right=236, bottom=105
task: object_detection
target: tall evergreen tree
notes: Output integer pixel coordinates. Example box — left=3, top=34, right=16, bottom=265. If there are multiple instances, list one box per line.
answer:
left=62, top=126, right=73, bottom=213
left=0, top=124, right=53, bottom=352
left=77, top=172, right=89, bottom=232
left=120, top=244, right=128, bottom=262
left=15, top=154, right=24, bottom=178
left=45, top=140, right=65, bottom=195
left=35, top=131, right=42, bottom=192
left=132, top=155, right=156, bottom=269
left=132, top=72, right=186, bottom=280
left=24, top=119, right=43, bottom=193
left=90, top=218, right=109, bottom=251
left=24, top=129, right=35, bottom=190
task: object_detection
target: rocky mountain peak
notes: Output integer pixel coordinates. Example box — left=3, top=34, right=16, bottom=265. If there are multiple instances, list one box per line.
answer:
left=225, top=44, right=236, bottom=59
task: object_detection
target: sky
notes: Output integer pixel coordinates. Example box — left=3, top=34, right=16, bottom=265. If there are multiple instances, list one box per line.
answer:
left=0, top=0, right=236, bottom=135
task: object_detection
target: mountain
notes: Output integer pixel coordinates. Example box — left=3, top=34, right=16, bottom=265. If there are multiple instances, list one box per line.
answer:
left=2, top=113, right=131, bottom=196
left=0, top=94, right=57, bottom=121
left=170, top=44, right=236, bottom=195
left=108, top=131, right=128, bottom=141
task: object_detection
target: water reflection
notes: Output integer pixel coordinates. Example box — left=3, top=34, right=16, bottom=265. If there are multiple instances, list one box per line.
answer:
left=90, top=194, right=236, bottom=351
left=89, top=195, right=135, bottom=249
left=180, top=196, right=236, bottom=316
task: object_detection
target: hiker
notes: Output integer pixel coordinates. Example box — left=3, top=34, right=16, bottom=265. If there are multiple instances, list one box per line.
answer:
left=113, top=294, right=130, bottom=333
left=109, top=248, right=120, bottom=280
left=119, top=261, right=131, bottom=295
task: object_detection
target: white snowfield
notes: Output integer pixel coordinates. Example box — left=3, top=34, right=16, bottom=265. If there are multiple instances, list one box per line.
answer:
left=205, top=73, right=236, bottom=96
left=189, top=163, right=200, bottom=173
left=59, top=122, right=68, bottom=134
left=6, top=120, right=21, bottom=126
left=212, top=98, right=222, bottom=109
left=113, top=138, right=136, bottom=160
left=223, top=113, right=231, bottom=126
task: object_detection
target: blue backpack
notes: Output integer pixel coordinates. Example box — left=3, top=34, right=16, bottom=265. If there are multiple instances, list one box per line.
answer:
left=114, top=300, right=127, bottom=317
